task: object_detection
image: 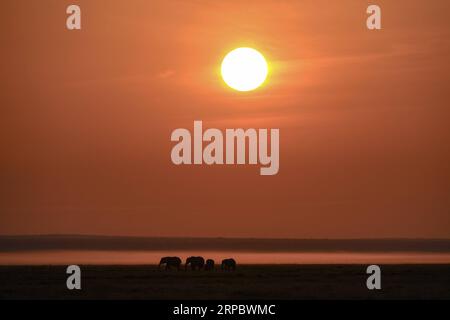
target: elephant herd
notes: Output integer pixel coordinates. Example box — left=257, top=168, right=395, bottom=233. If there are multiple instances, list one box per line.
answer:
left=158, top=256, right=236, bottom=271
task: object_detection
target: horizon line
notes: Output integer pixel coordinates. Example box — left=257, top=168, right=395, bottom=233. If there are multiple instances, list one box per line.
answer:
left=1, top=234, right=450, bottom=241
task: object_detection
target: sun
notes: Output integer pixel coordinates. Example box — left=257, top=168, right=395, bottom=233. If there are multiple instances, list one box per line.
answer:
left=221, top=47, right=268, bottom=92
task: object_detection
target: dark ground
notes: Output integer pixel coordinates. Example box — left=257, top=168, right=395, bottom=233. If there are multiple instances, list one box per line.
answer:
left=1, top=264, right=449, bottom=300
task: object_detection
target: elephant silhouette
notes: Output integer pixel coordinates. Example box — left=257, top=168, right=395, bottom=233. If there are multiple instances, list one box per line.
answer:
left=204, top=259, right=215, bottom=271
left=221, top=258, right=236, bottom=271
left=158, top=256, right=181, bottom=270
left=185, top=256, right=205, bottom=270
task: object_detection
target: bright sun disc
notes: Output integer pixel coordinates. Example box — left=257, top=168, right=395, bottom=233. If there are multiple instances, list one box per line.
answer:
left=221, top=47, right=268, bottom=92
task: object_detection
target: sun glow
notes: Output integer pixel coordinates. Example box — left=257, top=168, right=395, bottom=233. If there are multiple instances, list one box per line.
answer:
left=221, top=47, right=268, bottom=92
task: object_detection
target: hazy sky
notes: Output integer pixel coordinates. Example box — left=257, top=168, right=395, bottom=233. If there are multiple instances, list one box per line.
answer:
left=1, top=0, right=449, bottom=238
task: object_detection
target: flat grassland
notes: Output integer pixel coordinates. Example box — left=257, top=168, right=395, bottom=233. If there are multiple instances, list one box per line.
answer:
left=1, top=264, right=449, bottom=300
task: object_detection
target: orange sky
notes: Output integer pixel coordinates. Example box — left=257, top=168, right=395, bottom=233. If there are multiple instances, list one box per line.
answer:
left=1, top=0, right=449, bottom=238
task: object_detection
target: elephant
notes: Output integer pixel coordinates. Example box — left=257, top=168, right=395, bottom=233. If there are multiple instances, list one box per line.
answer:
left=185, top=256, right=205, bottom=270
left=158, top=256, right=182, bottom=270
left=204, top=259, right=215, bottom=271
left=221, top=258, right=236, bottom=271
